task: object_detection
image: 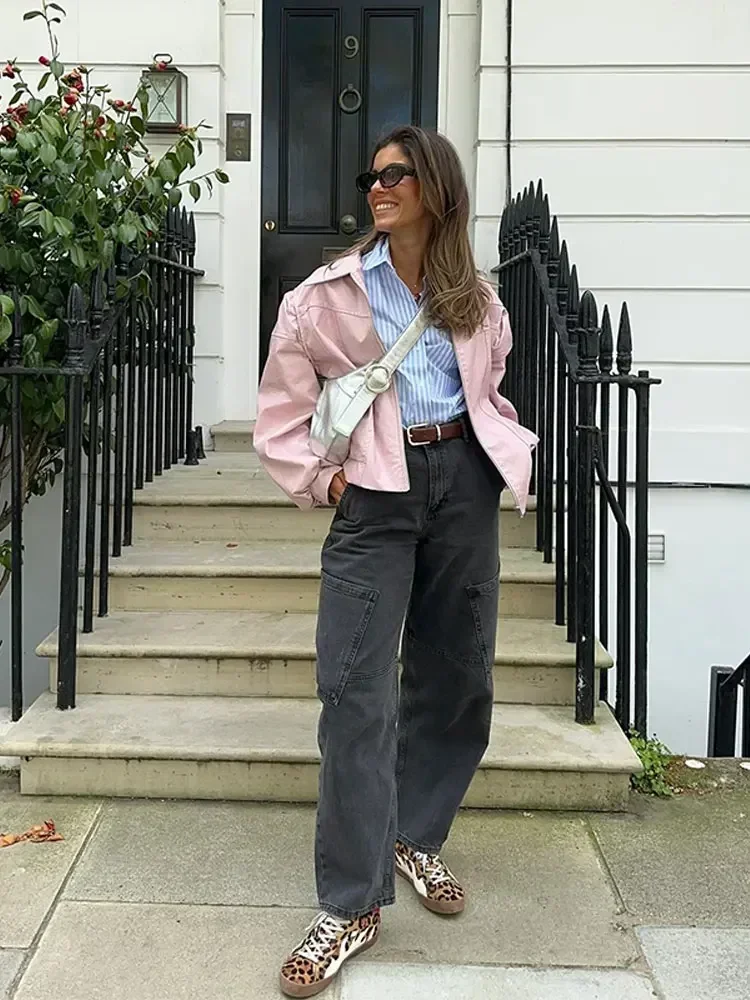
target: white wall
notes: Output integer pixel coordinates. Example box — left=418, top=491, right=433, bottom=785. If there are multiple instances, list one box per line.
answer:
left=3, top=0, right=227, bottom=433
left=473, top=0, right=750, bottom=752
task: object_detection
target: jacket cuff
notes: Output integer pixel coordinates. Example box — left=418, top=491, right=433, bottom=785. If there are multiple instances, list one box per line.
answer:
left=310, top=464, right=341, bottom=508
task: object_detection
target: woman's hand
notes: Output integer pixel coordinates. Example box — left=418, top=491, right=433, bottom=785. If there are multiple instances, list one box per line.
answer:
left=328, top=472, right=348, bottom=505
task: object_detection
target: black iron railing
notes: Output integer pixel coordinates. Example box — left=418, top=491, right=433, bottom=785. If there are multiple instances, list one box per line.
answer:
left=708, top=653, right=750, bottom=757
left=3, top=207, right=205, bottom=721
left=495, top=182, right=660, bottom=733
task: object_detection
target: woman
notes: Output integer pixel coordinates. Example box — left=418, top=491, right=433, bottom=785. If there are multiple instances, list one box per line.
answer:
left=254, top=126, right=537, bottom=998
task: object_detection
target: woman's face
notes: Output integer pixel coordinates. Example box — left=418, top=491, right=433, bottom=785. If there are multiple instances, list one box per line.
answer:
left=367, top=143, right=427, bottom=234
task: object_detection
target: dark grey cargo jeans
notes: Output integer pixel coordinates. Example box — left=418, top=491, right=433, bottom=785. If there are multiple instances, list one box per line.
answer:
left=315, top=425, right=503, bottom=919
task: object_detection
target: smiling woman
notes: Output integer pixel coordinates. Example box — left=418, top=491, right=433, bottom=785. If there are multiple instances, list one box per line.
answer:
left=254, top=125, right=537, bottom=998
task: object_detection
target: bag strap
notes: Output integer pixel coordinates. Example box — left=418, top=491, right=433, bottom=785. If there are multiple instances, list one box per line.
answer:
left=376, top=305, right=430, bottom=375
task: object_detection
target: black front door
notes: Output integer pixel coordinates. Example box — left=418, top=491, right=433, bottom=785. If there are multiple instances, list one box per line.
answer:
left=260, top=0, right=440, bottom=369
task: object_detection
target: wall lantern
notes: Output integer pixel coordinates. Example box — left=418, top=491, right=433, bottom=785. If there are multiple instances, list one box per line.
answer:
left=141, top=54, right=188, bottom=134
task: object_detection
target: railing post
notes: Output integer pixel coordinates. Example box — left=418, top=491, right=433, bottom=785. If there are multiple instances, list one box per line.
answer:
left=633, top=370, right=652, bottom=738
left=597, top=306, right=613, bottom=703
left=615, top=304, right=633, bottom=730
left=57, top=285, right=88, bottom=711
left=9, top=289, right=24, bottom=721
left=575, top=291, right=599, bottom=725
left=707, top=667, right=738, bottom=757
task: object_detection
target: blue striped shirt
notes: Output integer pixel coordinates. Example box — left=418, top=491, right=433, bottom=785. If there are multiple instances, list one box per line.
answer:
left=361, top=238, right=465, bottom=427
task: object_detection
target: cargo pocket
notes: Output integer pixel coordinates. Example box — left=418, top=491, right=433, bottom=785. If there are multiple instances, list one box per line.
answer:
left=466, top=573, right=500, bottom=673
left=315, top=570, right=379, bottom=706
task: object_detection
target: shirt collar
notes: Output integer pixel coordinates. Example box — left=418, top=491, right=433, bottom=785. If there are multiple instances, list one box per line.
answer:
left=361, top=237, right=392, bottom=273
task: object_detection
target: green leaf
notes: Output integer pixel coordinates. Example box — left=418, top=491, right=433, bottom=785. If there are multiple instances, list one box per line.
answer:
left=157, top=158, right=178, bottom=183
left=69, top=244, right=86, bottom=268
left=40, top=142, right=57, bottom=166
left=53, top=216, right=75, bottom=237
left=50, top=59, right=64, bottom=79
left=38, top=71, right=51, bottom=90
left=39, top=319, right=59, bottom=343
left=48, top=2, right=67, bottom=12
left=38, top=112, right=64, bottom=141
left=53, top=397, right=66, bottom=421
left=189, top=181, right=201, bottom=203
left=129, top=116, right=146, bottom=136
left=117, top=223, right=138, bottom=243
left=16, top=131, right=39, bottom=152
left=0, top=194, right=8, bottom=215
left=27, top=98, right=43, bottom=116
left=111, top=160, right=126, bottom=181
left=215, top=169, right=230, bottom=184
left=0, top=315, right=12, bottom=346
left=0, top=294, right=14, bottom=315
left=0, top=146, right=19, bottom=163
left=82, top=191, right=98, bottom=227
left=168, top=187, right=182, bottom=207
left=22, top=295, right=45, bottom=320
left=90, top=149, right=106, bottom=170
left=40, top=209, right=56, bottom=235
left=23, top=10, right=45, bottom=20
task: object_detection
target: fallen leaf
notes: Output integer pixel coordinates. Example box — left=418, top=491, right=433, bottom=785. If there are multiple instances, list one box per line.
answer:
left=0, top=819, right=64, bottom=848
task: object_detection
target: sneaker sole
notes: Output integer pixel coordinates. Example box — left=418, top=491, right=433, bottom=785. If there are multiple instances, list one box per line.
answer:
left=396, top=866, right=466, bottom=915
left=279, top=930, right=379, bottom=998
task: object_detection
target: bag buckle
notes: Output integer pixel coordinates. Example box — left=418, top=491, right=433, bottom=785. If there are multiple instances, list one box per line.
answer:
left=364, top=363, right=392, bottom=394
left=406, top=422, right=439, bottom=446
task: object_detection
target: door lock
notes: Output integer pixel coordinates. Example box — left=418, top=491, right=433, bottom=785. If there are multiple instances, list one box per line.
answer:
left=264, top=219, right=277, bottom=232
left=340, top=214, right=357, bottom=235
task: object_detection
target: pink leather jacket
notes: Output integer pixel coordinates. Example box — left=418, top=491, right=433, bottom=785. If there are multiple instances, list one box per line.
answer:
left=254, top=253, right=538, bottom=513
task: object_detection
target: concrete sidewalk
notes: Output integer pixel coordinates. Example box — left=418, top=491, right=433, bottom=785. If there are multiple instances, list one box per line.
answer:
left=1, top=764, right=749, bottom=1000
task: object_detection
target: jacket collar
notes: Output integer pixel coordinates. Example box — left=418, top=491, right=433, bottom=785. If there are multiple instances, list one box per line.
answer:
left=304, top=252, right=364, bottom=287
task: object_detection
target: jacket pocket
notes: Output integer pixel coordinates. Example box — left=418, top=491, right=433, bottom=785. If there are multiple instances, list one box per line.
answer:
left=315, top=570, right=379, bottom=706
left=466, top=573, right=500, bottom=673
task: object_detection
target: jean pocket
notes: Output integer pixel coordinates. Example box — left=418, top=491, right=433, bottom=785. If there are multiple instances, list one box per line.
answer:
left=466, top=572, right=499, bottom=672
left=315, top=570, right=380, bottom=706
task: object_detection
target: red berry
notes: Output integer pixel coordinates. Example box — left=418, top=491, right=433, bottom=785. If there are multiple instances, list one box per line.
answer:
left=9, top=188, right=22, bottom=207
left=157, top=61, right=168, bottom=71
left=94, top=129, right=103, bottom=139
left=0, top=124, right=16, bottom=142
left=114, top=99, right=125, bottom=109
left=96, top=116, right=106, bottom=127
left=39, top=56, right=51, bottom=67
left=2, top=63, right=15, bottom=79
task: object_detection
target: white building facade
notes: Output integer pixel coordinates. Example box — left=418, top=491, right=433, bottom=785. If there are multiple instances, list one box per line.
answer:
left=3, top=0, right=750, bottom=754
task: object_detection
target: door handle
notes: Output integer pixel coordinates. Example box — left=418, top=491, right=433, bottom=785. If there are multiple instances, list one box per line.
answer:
left=340, top=214, right=357, bottom=235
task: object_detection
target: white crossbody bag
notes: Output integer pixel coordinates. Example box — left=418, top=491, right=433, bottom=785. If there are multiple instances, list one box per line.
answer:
left=309, top=306, right=429, bottom=466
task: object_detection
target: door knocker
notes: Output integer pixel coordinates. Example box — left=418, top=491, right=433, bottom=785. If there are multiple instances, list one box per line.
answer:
left=338, top=84, right=362, bottom=114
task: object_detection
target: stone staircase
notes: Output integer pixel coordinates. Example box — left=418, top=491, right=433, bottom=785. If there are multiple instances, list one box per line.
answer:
left=4, top=426, right=640, bottom=809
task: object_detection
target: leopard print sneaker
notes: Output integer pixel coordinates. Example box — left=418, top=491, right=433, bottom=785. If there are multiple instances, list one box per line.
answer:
left=395, top=840, right=465, bottom=915
left=279, top=908, right=381, bottom=998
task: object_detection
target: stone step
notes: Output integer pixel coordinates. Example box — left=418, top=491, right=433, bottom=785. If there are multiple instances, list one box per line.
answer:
left=132, top=456, right=537, bottom=548
left=3, top=692, right=640, bottom=811
left=96, top=542, right=556, bottom=619
left=39, top=611, right=611, bottom=705
left=210, top=420, right=255, bottom=452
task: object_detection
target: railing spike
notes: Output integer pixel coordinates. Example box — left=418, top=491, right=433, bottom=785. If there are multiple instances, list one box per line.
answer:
left=64, top=283, right=88, bottom=365
left=10, top=288, right=22, bottom=363
left=600, top=304, right=614, bottom=374
left=188, top=212, right=196, bottom=248
left=578, top=290, right=600, bottom=373
left=617, top=301, right=633, bottom=375
left=558, top=241, right=570, bottom=287
left=567, top=264, right=580, bottom=317
left=548, top=216, right=560, bottom=261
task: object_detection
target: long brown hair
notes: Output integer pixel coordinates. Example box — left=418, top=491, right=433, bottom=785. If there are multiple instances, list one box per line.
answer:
left=350, top=126, right=491, bottom=338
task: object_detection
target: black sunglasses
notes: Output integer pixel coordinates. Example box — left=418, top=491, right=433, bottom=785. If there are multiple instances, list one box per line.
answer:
left=356, top=163, right=417, bottom=194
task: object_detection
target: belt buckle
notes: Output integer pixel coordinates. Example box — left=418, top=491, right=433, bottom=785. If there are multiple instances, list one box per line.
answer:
left=406, top=422, right=439, bottom=446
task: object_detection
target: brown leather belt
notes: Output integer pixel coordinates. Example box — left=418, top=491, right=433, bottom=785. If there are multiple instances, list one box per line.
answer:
left=404, top=416, right=468, bottom=447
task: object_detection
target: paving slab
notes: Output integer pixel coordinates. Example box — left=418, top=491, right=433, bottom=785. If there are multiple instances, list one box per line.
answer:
left=342, top=962, right=657, bottom=1000
left=0, top=950, right=25, bottom=999
left=13, top=901, right=325, bottom=1000
left=65, top=800, right=317, bottom=906
left=0, top=778, right=100, bottom=948
left=0, top=713, right=20, bottom=771
left=638, top=928, right=750, bottom=1000
left=377, top=810, right=639, bottom=968
left=590, top=791, right=750, bottom=925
